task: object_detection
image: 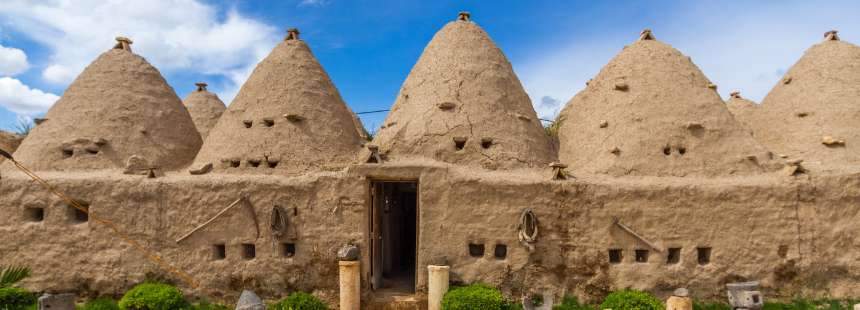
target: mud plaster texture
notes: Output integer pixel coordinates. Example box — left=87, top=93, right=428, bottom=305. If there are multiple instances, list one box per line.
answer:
left=725, top=97, right=759, bottom=133
left=5, top=165, right=860, bottom=307
left=191, top=38, right=364, bottom=175
left=8, top=48, right=202, bottom=172
left=752, top=39, right=860, bottom=173
left=557, top=38, right=783, bottom=177
left=369, top=20, right=555, bottom=170
left=0, top=130, right=22, bottom=164
left=183, top=89, right=226, bottom=140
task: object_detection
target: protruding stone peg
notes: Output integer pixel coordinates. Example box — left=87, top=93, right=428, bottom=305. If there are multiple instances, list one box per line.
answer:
left=284, top=114, right=305, bottom=122
left=458, top=11, right=471, bottom=21
left=195, top=82, right=208, bottom=91
left=824, top=30, right=839, bottom=41
left=114, top=36, right=133, bottom=51
left=438, top=102, right=456, bottom=110
left=286, top=28, right=300, bottom=40
left=550, top=162, right=570, bottom=180
left=639, top=28, right=654, bottom=41
left=730, top=91, right=741, bottom=99
left=707, top=83, right=717, bottom=90
left=366, top=144, right=383, bottom=164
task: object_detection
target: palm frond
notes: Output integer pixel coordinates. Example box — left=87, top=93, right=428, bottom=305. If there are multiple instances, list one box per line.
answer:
left=0, top=265, right=31, bottom=287
left=544, top=115, right=565, bottom=138
left=13, top=116, right=35, bottom=136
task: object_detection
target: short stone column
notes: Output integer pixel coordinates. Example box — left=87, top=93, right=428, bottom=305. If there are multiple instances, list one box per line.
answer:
left=666, top=288, right=692, bottom=310
left=339, top=260, right=361, bottom=310
left=428, top=265, right=450, bottom=310
left=38, top=293, right=75, bottom=310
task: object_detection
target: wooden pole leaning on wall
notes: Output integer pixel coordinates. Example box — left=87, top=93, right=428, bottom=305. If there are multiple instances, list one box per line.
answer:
left=0, top=148, right=210, bottom=294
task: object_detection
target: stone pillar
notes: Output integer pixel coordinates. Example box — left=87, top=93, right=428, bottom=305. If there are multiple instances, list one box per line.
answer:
left=339, top=260, right=361, bottom=310
left=38, top=293, right=75, bottom=310
left=428, top=265, right=450, bottom=310
left=667, top=296, right=692, bottom=310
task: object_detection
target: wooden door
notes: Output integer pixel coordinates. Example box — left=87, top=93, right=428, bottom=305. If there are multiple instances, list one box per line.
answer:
left=370, top=182, right=383, bottom=290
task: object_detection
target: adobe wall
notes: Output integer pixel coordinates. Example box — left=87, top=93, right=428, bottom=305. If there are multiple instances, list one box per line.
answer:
left=2, top=165, right=860, bottom=306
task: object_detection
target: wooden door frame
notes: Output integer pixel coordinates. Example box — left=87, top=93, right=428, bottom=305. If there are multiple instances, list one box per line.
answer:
left=367, top=179, right=420, bottom=292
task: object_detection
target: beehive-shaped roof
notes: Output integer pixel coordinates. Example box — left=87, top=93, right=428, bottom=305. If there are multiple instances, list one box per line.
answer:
left=754, top=31, right=860, bottom=171
left=725, top=91, right=758, bottom=131
left=183, top=83, right=226, bottom=140
left=370, top=13, right=554, bottom=170
left=9, top=37, right=202, bottom=171
left=558, top=30, right=780, bottom=177
left=191, top=29, right=364, bottom=174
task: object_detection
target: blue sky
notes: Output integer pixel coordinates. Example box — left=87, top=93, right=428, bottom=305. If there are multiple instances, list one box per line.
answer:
left=0, top=0, right=859, bottom=133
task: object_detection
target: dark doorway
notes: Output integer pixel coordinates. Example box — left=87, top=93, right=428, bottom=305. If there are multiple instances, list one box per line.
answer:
left=370, top=181, right=418, bottom=293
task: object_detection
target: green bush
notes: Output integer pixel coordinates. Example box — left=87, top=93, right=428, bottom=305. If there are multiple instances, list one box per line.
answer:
left=600, top=290, right=663, bottom=310
left=692, top=301, right=731, bottom=310
left=555, top=296, right=596, bottom=310
left=269, top=292, right=327, bottom=310
left=0, top=286, right=36, bottom=309
left=79, top=298, right=120, bottom=310
left=442, top=284, right=504, bottom=310
left=188, top=300, right=230, bottom=310
left=760, top=299, right=860, bottom=310
left=502, top=300, right=524, bottom=310
left=118, top=283, right=188, bottom=310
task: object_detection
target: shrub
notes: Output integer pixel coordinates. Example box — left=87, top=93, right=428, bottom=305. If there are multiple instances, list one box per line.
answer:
left=118, top=283, right=188, bottom=310
left=693, top=301, right=731, bottom=310
left=442, top=284, right=504, bottom=310
left=555, top=296, right=595, bottom=310
left=0, top=286, right=36, bottom=309
left=269, top=292, right=327, bottom=310
left=79, top=298, right=121, bottom=310
left=188, top=300, right=231, bottom=310
left=600, top=290, right=663, bottom=310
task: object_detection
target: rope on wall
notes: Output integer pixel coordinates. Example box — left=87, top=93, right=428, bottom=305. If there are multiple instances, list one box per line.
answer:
left=518, top=208, right=539, bottom=252
left=271, top=205, right=289, bottom=239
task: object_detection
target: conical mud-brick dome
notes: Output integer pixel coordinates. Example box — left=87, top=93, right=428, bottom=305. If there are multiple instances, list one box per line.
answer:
left=9, top=37, right=202, bottom=171
left=725, top=91, right=758, bottom=131
left=754, top=31, right=860, bottom=171
left=183, top=82, right=226, bottom=140
left=558, top=30, right=780, bottom=177
left=370, top=12, right=554, bottom=170
left=191, top=28, right=364, bottom=174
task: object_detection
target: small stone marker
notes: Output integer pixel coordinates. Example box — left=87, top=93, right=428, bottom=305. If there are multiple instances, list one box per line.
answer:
left=726, top=281, right=763, bottom=310
left=235, top=290, right=266, bottom=310
left=338, top=244, right=360, bottom=261
left=666, top=288, right=692, bottom=310
left=38, top=293, right=75, bottom=310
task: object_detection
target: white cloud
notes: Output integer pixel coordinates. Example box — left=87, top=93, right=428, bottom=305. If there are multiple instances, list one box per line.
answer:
left=42, top=64, right=74, bottom=84
left=518, top=2, right=860, bottom=119
left=299, top=0, right=330, bottom=7
left=0, top=43, right=28, bottom=76
left=0, top=0, right=278, bottom=104
left=535, top=96, right=562, bottom=121
left=0, top=77, right=59, bottom=114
